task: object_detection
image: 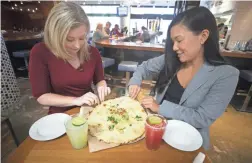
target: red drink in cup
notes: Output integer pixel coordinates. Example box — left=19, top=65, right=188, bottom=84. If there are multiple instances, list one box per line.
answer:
left=145, top=115, right=166, bottom=150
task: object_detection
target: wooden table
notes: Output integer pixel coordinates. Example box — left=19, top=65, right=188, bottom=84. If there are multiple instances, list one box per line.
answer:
left=95, top=39, right=164, bottom=52
left=7, top=108, right=212, bottom=163
left=96, top=39, right=252, bottom=59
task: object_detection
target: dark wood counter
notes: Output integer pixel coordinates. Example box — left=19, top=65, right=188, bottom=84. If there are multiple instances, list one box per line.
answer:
left=4, top=35, right=42, bottom=42
left=96, top=39, right=252, bottom=59
left=3, top=33, right=43, bottom=77
left=3, top=32, right=43, bottom=41
left=221, top=51, right=252, bottom=59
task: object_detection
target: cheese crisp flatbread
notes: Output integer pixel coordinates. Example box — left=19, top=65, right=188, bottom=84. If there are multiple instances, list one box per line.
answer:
left=88, top=96, right=147, bottom=144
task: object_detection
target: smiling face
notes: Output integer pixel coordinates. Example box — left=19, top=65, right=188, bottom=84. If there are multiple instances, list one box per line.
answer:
left=170, top=24, right=205, bottom=63
left=64, top=25, right=87, bottom=55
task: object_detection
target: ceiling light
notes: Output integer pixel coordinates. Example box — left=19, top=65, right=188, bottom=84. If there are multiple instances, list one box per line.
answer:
left=21, top=2, right=23, bottom=4
left=38, top=1, right=40, bottom=3
left=27, top=8, right=30, bottom=11
left=32, top=9, right=35, bottom=12
left=20, top=8, right=23, bottom=11
left=35, top=8, right=38, bottom=10
left=11, top=7, right=14, bottom=9
left=15, top=4, right=17, bottom=6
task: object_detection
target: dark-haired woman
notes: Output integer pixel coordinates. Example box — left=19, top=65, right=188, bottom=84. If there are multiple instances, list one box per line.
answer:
left=128, top=7, right=239, bottom=150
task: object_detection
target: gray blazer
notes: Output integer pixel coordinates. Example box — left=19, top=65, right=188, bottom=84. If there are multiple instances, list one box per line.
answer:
left=128, top=55, right=239, bottom=150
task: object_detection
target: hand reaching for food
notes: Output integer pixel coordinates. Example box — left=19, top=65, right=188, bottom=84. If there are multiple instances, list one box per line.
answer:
left=97, top=86, right=111, bottom=102
left=72, top=92, right=99, bottom=106
left=129, top=85, right=141, bottom=99
left=141, top=96, right=160, bottom=113
left=96, top=80, right=111, bottom=102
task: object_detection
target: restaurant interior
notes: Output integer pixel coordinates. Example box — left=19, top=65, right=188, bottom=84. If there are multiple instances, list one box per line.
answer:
left=1, top=0, right=252, bottom=163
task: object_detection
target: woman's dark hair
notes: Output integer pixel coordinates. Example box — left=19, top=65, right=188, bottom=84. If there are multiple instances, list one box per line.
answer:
left=154, top=7, right=225, bottom=93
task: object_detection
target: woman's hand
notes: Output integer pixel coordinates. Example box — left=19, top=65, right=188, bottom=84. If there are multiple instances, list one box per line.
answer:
left=141, top=96, right=160, bottom=113
left=72, top=92, right=99, bottom=106
left=129, top=85, right=141, bottom=99
left=97, top=80, right=111, bottom=102
left=97, top=86, right=111, bottom=102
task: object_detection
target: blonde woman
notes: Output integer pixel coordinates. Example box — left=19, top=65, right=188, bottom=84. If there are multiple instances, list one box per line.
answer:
left=91, top=23, right=109, bottom=47
left=29, top=2, right=111, bottom=114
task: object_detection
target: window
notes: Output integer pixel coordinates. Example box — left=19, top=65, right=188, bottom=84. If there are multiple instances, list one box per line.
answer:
left=131, top=7, right=174, bottom=15
left=81, top=5, right=120, bottom=32
left=129, top=6, right=174, bottom=41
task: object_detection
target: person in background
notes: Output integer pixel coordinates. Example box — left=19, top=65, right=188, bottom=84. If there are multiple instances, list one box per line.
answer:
left=92, top=23, right=109, bottom=56
left=139, top=26, right=151, bottom=42
left=121, top=26, right=128, bottom=35
left=217, top=23, right=224, bottom=31
left=29, top=2, right=111, bottom=114
left=217, top=23, right=225, bottom=38
left=223, top=26, right=228, bottom=39
left=92, top=23, right=109, bottom=47
left=128, top=7, right=239, bottom=150
left=103, top=21, right=111, bottom=36
left=111, top=24, right=123, bottom=37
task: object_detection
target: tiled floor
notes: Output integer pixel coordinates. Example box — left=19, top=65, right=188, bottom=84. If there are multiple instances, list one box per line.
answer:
left=1, top=78, right=252, bottom=163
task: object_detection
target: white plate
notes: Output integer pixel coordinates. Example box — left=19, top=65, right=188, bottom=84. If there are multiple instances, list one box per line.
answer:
left=29, top=113, right=71, bottom=141
left=162, top=120, right=203, bottom=151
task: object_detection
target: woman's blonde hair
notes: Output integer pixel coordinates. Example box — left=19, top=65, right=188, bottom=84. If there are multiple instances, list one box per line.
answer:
left=44, top=2, right=90, bottom=63
left=96, top=23, right=103, bottom=31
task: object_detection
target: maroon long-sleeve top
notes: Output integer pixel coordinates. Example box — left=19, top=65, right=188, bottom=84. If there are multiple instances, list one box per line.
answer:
left=29, top=43, right=104, bottom=114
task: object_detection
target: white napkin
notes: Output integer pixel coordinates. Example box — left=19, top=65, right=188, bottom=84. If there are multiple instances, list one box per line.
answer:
left=193, top=152, right=205, bottom=163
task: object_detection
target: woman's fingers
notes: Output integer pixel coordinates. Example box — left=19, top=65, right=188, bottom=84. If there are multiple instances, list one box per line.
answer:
left=135, top=87, right=141, bottom=99
left=82, top=98, right=92, bottom=106
left=99, top=87, right=105, bottom=102
left=129, top=86, right=134, bottom=98
left=86, top=92, right=99, bottom=105
left=107, top=87, right=111, bottom=95
left=141, top=97, right=153, bottom=104
left=129, top=85, right=141, bottom=99
left=132, top=87, right=137, bottom=99
left=142, top=103, right=152, bottom=108
left=129, top=87, right=132, bottom=97
left=85, top=96, right=96, bottom=105
left=98, top=86, right=111, bottom=102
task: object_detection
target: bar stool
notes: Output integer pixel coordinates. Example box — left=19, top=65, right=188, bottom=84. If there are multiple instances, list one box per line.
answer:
left=102, top=57, right=115, bottom=82
left=12, top=50, right=30, bottom=71
left=118, top=61, right=138, bottom=92
left=102, top=57, right=115, bottom=68
left=91, top=57, right=115, bottom=96
left=237, top=70, right=252, bottom=112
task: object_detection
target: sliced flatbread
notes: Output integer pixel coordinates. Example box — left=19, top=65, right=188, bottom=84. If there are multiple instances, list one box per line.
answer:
left=88, top=96, right=147, bottom=144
